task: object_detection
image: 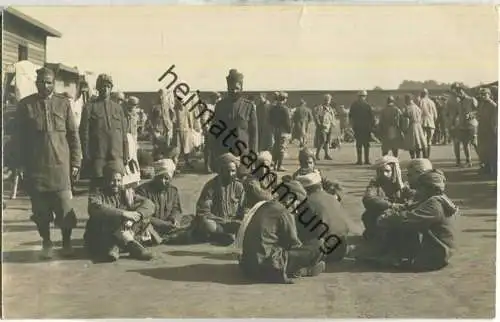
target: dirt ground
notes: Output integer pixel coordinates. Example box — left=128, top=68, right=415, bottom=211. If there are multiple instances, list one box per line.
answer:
left=2, top=143, right=496, bottom=318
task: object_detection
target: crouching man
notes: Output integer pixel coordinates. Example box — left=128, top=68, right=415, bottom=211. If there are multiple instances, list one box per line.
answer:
left=238, top=180, right=326, bottom=284
left=84, top=162, right=155, bottom=262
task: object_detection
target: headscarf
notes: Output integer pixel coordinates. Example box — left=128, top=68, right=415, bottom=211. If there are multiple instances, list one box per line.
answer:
left=278, top=180, right=307, bottom=200
left=298, top=148, right=315, bottom=166
left=257, top=151, right=273, bottom=164
left=406, top=158, right=433, bottom=177
left=154, top=158, right=176, bottom=178
left=417, top=169, right=446, bottom=194
left=373, top=155, right=404, bottom=190
left=218, top=153, right=240, bottom=172
left=296, top=172, right=322, bottom=189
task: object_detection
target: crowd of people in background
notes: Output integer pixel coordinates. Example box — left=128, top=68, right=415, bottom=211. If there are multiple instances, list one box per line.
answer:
left=3, top=65, right=497, bottom=284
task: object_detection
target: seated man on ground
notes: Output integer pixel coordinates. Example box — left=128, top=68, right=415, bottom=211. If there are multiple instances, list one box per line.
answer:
left=290, top=148, right=343, bottom=202
left=192, top=153, right=246, bottom=246
left=296, top=172, right=349, bottom=263
left=243, top=151, right=277, bottom=209
left=238, top=180, right=326, bottom=284
left=375, top=169, right=458, bottom=271
left=135, top=158, right=183, bottom=240
left=361, top=155, right=414, bottom=240
left=84, top=162, right=155, bottom=262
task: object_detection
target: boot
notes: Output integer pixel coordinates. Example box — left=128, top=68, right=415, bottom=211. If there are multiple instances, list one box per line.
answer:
left=277, top=155, right=286, bottom=172
left=126, top=240, right=153, bottom=261
left=61, top=229, right=75, bottom=258
left=40, top=240, right=54, bottom=260
left=36, top=221, right=53, bottom=260
left=324, top=147, right=332, bottom=160
left=364, top=146, right=371, bottom=165
left=355, top=146, right=363, bottom=165
left=298, top=261, right=326, bottom=277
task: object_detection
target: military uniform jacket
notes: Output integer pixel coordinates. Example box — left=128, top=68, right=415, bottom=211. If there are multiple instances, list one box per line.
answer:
left=80, top=97, right=129, bottom=178
left=15, top=93, right=82, bottom=192
left=211, top=96, right=258, bottom=157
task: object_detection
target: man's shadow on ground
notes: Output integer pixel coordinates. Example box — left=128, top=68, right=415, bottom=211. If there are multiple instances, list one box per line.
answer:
left=165, top=250, right=238, bottom=261
left=2, top=243, right=88, bottom=264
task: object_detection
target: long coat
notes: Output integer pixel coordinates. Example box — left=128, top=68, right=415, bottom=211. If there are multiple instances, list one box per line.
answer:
left=211, top=96, right=258, bottom=158
left=402, top=103, right=427, bottom=151
left=255, top=100, right=273, bottom=151
left=80, top=97, right=129, bottom=178
left=15, top=93, right=82, bottom=192
left=349, top=100, right=375, bottom=143
left=378, top=104, right=404, bottom=150
left=477, top=98, right=498, bottom=165
left=292, top=105, right=313, bottom=141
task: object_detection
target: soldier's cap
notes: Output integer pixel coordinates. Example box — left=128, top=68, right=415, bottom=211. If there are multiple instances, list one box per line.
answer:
left=36, top=67, right=55, bottom=79
left=358, top=90, right=368, bottom=96
left=421, top=88, right=429, bottom=95
left=96, top=74, right=113, bottom=86
left=451, top=82, right=463, bottom=90
left=128, top=96, right=140, bottom=105
left=226, top=69, right=244, bottom=83
left=387, top=95, right=395, bottom=103
left=277, top=91, right=288, bottom=100
left=324, top=94, right=332, bottom=100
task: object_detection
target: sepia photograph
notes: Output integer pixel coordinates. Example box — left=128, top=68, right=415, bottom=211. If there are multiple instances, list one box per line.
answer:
left=1, top=4, right=498, bottom=318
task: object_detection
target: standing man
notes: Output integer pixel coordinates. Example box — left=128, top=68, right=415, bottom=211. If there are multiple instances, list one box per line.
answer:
left=256, top=93, right=273, bottom=152
left=14, top=67, right=82, bottom=259
left=349, top=90, right=375, bottom=165
left=292, top=99, right=313, bottom=148
left=269, top=91, right=292, bottom=171
left=125, top=96, right=140, bottom=142
left=448, top=83, right=478, bottom=167
left=211, top=69, right=258, bottom=165
left=378, top=96, right=403, bottom=157
left=419, top=89, right=438, bottom=158
left=201, top=92, right=220, bottom=173
left=80, top=74, right=129, bottom=192
left=477, top=87, right=497, bottom=175
left=313, top=94, right=335, bottom=160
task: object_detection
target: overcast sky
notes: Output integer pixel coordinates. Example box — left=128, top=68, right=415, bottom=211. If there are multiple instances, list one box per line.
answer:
left=16, top=5, right=498, bottom=91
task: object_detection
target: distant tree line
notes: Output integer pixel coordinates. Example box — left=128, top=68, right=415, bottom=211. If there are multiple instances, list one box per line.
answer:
left=397, top=80, right=462, bottom=90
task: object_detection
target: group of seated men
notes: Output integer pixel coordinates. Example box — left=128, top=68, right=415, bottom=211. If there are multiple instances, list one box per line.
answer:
left=82, top=148, right=458, bottom=284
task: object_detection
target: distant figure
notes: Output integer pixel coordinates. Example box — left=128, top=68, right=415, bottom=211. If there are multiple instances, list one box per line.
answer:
left=313, top=94, right=335, bottom=160
left=419, top=89, right=438, bottom=158
left=402, top=94, right=427, bottom=159
left=292, top=98, right=313, bottom=148
left=378, top=96, right=403, bottom=157
left=269, top=91, right=292, bottom=171
left=255, top=93, right=274, bottom=152
left=349, top=90, right=375, bottom=165
left=477, top=87, right=497, bottom=175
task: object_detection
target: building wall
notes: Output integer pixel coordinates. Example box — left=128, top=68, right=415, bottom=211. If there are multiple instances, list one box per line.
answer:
left=3, top=12, right=46, bottom=73
left=53, top=78, right=78, bottom=98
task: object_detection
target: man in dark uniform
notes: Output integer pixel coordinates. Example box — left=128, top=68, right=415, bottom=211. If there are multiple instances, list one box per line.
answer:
left=14, top=67, right=82, bottom=259
left=80, top=74, right=129, bottom=192
left=349, top=90, right=376, bottom=165
left=210, top=69, right=258, bottom=170
left=256, top=93, right=273, bottom=152
left=269, top=91, right=292, bottom=171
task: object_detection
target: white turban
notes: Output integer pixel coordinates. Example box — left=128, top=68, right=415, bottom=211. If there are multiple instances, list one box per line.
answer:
left=373, top=155, right=404, bottom=190
left=257, top=151, right=273, bottom=164
left=154, top=158, right=176, bottom=178
left=296, top=171, right=322, bottom=188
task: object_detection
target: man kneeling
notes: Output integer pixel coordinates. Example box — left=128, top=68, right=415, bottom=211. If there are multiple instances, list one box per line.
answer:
left=238, top=180, right=326, bottom=284
left=84, top=162, right=155, bottom=262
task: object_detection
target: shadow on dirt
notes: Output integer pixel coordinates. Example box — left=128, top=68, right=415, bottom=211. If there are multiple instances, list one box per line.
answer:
left=165, top=250, right=237, bottom=261
left=2, top=245, right=87, bottom=264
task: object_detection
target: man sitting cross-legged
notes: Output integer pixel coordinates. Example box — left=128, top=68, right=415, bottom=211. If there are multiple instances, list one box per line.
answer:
left=84, top=162, right=155, bottom=262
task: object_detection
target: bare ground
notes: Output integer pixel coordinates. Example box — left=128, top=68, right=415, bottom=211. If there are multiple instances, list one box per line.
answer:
left=2, top=143, right=496, bottom=318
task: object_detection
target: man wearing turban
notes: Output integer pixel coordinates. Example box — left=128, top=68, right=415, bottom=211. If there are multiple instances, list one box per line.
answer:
left=135, top=159, right=183, bottom=240
left=80, top=74, right=129, bottom=192
left=477, top=87, right=497, bottom=175
left=239, top=180, right=326, bottom=283
left=13, top=67, right=82, bottom=259
left=193, top=153, right=246, bottom=245
left=243, top=151, right=277, bottom=209
left=210, top=69, right=258, bottom=168
left=84, top=162, right=155, bottom=262
left=375, top=169, right=458, bottom=271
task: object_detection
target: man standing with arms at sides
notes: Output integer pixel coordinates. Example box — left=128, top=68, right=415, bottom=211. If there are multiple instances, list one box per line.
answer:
left=419, top=89, right=438, bottom=158
left=447, top=83, right=478, bottom=167
left=269, top=92, right=292, bottom=171
left=211, top=69, right=258, bottom=165
left=313, top=94, right=335, bottom=160
left=14, top=67, right=82, bottom=259
left=292, top=98, right=313, bottom=148
left=256, top=93, right=273, bottom=152
left=349, top=90, right=375, bottom=165
left=476, top=87, right=497, bottom=175
left=201, top=92, right=220, bottom=173
left=80, top=74, right=129, bottom=192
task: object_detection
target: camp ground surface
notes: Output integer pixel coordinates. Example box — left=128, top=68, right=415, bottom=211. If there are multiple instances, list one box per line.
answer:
left=2, top=143, right=496, bottom=318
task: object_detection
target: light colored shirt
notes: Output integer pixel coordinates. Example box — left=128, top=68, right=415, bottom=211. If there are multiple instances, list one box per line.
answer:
left=419, top=97, right=438, bottom=129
